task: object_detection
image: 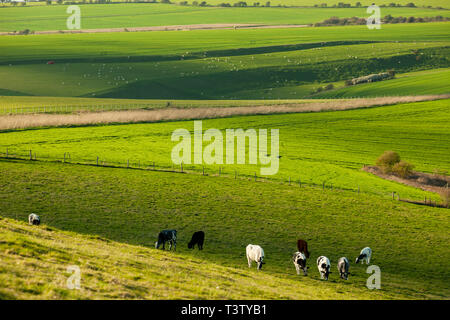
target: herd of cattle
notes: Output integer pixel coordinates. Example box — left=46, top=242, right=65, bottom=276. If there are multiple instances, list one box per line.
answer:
left=28, top=215, right=373, bottom=281
left=154, top=228, right=373, bottom=281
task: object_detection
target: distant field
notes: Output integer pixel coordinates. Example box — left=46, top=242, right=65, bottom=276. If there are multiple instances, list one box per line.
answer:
left=1, top=4, right=449, bottom=32
left=0, top=160, right=449, bottom=299
left=1, top=99, right=449, bottom=201
left=3, top=1, right=448, bottom=9
left=311, top=68, right=450, bottom=98
left=0, top=23, right=449, bottom=99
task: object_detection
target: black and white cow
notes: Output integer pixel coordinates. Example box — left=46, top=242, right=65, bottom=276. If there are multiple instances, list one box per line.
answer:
left=28, top=213, right=40, bottom=226
left=337, top=257, right=350, bottom=280
left=317, top=256, right=331, bottom=280
left=188, top=231, right=205, bottom=250
left=246, top=244, right=265, bottom=270
left=355, top=247, right=372, bottom=264
left=155, top=229, right=177, bottom=251
left=293, top=251, right=308, bottom=276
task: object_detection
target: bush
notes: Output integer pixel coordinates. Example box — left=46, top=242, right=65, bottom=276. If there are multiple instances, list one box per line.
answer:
left=325, top=84, right=334, bottom=90
left=392, top=160, right=414, bottom=178
left=438, top=188, right=450, bottom=208
left=376, top=151, right=401, bottom=173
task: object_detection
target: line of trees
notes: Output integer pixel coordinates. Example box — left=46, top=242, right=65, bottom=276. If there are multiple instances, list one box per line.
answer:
left=314, top=15, right=449, bottom=26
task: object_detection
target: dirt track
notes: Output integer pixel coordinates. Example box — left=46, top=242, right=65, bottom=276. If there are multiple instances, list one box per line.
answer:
left=0, top=23, right=310, bottom=36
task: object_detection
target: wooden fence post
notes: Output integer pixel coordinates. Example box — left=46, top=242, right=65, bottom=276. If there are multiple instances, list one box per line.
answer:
left=97, top=156, right=99, bottom=166
left=254, top=173, right=257, bottom=182
left=202, top=166, right=205, bottom=176
left=322, top=182, right=325, bottom=190
left=29, top=150, right=32, bottom=161
left=63, top=152, right=66, bottom=163
left=392, top=192, right=395, bottom=200
left=289, top=176, right=291, bottom=185
left=6, top=148, right=8, bottom=158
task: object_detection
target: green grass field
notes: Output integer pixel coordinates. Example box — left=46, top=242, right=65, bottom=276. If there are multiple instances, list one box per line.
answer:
left=0, top=159, right=449, bottom=299
left=1, top=2, right=449, bottom=300
left=1, top=99, right=449, bottom=202
left=1, top=4, right=449, bottom=32
left=0, top=23, right=449, bottom=99
left=310, top=68, right=450, bottom=98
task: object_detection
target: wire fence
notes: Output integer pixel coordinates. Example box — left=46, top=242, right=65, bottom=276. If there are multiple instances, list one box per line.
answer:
left=0, top=147, right=444, bottom=207
left=0, top=103, right=163, bottom=115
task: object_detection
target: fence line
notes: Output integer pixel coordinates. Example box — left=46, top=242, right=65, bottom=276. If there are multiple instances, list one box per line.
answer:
left=0, top=148, right=442, bottom=206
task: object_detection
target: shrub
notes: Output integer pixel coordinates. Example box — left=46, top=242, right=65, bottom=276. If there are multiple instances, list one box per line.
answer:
left=325, top=84, right=334, bottom=90
left=376, top=151, right=401, bottom=173
left=392, top=160, right=414, bottom=178
left=438, top=187, right=450, bottom=208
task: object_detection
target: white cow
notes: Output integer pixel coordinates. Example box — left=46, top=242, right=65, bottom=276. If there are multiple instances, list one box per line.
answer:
left=246, top=244, right=265, bottom=270
left=355, top=247, right=372, bottom=264
left=28, top=213, right=40, bottom=225
left=293, top=251, right=308, bottom=276
left=337, top=257, right=350, bottom=280
left=317, top=256, right=331, bottom=280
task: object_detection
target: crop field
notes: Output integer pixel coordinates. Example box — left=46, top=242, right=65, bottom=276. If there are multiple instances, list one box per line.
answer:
left=1, top=99, right=449, bottom=202
left=0, top=160, right=449, bottom=299
left=1, top=4, right=449, bottom=32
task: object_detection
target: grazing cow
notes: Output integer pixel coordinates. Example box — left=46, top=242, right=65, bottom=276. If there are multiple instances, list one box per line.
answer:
left=246, top=244, right=265, bottom=270
left=337, top=257, right=350, bottom=280
left=355, top=247, right=372, bottom=264
left=317, top=256, right=331, bottom=280
left=297, top=239, right=310, bottom=258
left=28, top=213, right=40, bottom=226
left=293, top=251, right=308, bottom=276
left=155, top=229, right=177, bottom=251
left=188, top=231, right=205, bottom=250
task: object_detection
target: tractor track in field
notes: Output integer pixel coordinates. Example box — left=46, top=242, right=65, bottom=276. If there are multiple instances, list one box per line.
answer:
left=0, top=23, right=310, bottom=36
left=0, top=95, right=448, bottom=131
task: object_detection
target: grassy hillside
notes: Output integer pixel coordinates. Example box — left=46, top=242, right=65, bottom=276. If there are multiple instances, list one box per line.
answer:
left=310, top=68, right=450, bottom=98
left=1, top=4, right=449, bottom=32
left=0, top=160, right=449, bottom=299
left=1, top=99, right=449, bottom=201
left=0, top=23, right=449, bottom=99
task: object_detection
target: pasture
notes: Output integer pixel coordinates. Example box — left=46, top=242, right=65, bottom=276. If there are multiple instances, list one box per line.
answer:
left=0, top=23, right=449, bottom=99
left=311, top=68, right=450, bottom=98
left=1, top=99, right=449, bottom=202
left=0, top=159, right=449, bottom=299
left=1, top=4, right=449, bottom=32
left=0, top=1, right=449, bottom=301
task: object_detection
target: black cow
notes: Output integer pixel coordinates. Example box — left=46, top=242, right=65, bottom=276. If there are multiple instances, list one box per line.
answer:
left=188, top=231, right=205, bottom=250
left=155, top=229, right=177, bottom=251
